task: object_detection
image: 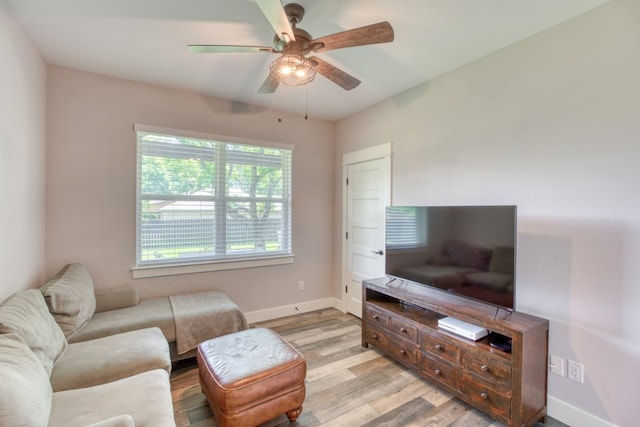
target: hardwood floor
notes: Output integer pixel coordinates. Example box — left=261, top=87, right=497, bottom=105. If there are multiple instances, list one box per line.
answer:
left=171, top=308, right=567, bottom=427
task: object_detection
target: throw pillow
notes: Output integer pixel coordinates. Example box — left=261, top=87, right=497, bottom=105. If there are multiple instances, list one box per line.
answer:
left=40, top=263, right=97, bottom=338
left=0, top=289, right=68, bottom=375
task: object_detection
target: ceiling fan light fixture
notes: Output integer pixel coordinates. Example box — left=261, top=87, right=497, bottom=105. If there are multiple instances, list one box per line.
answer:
left=270, top=54, right=316, bottom=86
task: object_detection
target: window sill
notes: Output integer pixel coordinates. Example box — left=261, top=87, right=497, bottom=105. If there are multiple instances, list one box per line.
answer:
left=131, top=255, right=294, bottom=279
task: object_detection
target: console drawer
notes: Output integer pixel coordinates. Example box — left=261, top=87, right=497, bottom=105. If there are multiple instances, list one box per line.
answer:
left=388, top=337, right=419, bottom=367
left=364, top=324, right=389, bottom=349
left=389, top=316, right=419, bottom=343
left=364, top=304, right=389, bottom=328
left=421, top=351, right=459, bottom=389
left=462, top=351, right=511, bottom=389
left=460, top=374, right=511, bottom=420
left=420, top=328, right=460, bottom=364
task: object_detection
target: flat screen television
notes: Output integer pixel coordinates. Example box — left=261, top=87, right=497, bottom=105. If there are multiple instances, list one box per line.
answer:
left=385, top=205, right=516, bottom=310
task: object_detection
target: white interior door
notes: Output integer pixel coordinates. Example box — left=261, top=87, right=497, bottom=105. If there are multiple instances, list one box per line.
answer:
left=343, top=146, right=391, bottom=317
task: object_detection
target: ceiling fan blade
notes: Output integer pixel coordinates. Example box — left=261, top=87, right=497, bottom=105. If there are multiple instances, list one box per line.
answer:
left=188, top=45, right=276, bottom=53
left=258, top=73, right=280, bottom=94
left=309, top=56, right=360, bottom=91
left=256, top=0, right=296, bottom=43
left=310, top=21, right=394, bottom=52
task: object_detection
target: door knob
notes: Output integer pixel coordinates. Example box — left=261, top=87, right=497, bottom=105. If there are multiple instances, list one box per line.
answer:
left=371, top=250, right=384, bottom=255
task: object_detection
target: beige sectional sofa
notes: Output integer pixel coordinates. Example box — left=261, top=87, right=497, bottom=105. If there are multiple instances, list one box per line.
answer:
left=0, top=289, right=174, bottom=427
left=46, top=264, right=248, bottom=362
left=0, top=263, right=248, bottom=426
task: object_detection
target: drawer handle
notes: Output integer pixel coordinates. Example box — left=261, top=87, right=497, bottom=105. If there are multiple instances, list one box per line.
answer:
left=480, top=365, right=489, bottom=372
left=372, top=333, right=379, bottom=339
left=435, top=344, right=443, bottom=351
left=400, top=327, right=407, bottom=333
left=480, top=392, right=488, bottom=400
left=434, top=369, right=441, bottom=376
left=400, top=349, right=406, bottom=355
left=373, top=314, right=379, bottom=320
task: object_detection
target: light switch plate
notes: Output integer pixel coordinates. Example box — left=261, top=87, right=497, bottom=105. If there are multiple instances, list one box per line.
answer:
left=549, top=355, right=564, bottom=376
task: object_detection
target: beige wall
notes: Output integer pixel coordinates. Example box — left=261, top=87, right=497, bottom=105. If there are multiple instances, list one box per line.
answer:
left=6, top=0, right=637, bottom=423
left=46, top=66, right=337, bottom=313
left=0, top=0, right=47, bottom=302
left=336, top=1, right=639, bottom=426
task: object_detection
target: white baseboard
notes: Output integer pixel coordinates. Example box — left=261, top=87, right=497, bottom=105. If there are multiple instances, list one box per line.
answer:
left=548, top=396, right=616, bottom=427
left=244, top=297, right=344, bottom=324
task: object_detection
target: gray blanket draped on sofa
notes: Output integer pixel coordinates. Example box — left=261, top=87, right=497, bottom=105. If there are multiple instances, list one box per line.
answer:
left=169, top=291, right=248, bottom=355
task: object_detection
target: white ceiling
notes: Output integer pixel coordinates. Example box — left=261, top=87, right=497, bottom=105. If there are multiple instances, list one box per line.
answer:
left=7, top=0, right=610, bottom=121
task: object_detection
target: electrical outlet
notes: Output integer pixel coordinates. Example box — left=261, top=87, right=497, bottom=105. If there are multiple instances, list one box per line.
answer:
left=549, top=355, right=564, bottom=376
left=298, top=281, right=305, bottom=291
left=568, top=360, right=584, bottom=383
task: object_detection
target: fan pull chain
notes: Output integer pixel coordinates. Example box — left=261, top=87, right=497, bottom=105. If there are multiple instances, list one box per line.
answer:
left=277, top=86, right=283, bottom=123
left=305, top=86, right=309, bottom=120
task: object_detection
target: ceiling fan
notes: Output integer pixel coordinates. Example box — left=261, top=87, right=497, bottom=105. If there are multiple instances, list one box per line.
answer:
left=188, top=0, right=394, bottom=93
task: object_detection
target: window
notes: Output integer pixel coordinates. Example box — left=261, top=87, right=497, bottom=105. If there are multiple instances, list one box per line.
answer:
left=135, top=125, right=292, bottom=272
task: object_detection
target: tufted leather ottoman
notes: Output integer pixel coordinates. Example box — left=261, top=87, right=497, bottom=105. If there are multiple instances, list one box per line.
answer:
left=196, top=327, right=306, bottom=427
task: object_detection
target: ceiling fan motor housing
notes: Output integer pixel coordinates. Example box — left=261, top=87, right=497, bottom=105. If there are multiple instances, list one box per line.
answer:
left=284, top=3, right=305, bottom=25
left=274, top=27, right=311, bottom=53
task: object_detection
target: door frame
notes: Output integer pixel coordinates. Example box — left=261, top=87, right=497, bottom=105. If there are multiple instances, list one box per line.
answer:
left=341, top=143, right=392, bottom=313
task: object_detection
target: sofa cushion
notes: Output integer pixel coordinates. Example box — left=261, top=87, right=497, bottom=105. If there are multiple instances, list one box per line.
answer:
left=51, top=327, right=171, bottom=391
left=41, top=263, right=97, bottom=338
left=50, top=369, right=176, bottom=427
left=86, top=415, right=135, bottom=427
left=0, top=289, right=67, bottom=375
left=0, top=334, right=53, bottom=427
left=69, top=297, right=176, bottom=344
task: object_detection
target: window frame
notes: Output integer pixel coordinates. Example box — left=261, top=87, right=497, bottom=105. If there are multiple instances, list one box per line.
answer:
left=132, top=124, right=294, bottom=278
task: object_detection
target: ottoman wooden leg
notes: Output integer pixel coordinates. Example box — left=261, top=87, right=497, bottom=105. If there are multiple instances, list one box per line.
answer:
left=286, top=406, right=303, bottom=422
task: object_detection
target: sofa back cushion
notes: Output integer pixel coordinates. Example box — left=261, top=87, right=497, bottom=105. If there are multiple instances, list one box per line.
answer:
left=95, top=285, right=140, bottom=313
left=0, top=289, right=67, bottom=375
left=0, top=333, right=53, bottom=426
left=40, top=263, right=97, bottom=338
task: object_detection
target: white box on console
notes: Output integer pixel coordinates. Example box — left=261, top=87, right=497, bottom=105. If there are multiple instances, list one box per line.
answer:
left=438, top=316, right=488, bottom=341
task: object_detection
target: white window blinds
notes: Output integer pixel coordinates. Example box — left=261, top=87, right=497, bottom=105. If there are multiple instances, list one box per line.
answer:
left=135, top=126, right=292, bottom=267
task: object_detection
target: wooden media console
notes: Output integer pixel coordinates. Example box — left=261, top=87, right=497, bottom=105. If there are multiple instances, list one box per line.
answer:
left=362, top=277, right=548, bottom=427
